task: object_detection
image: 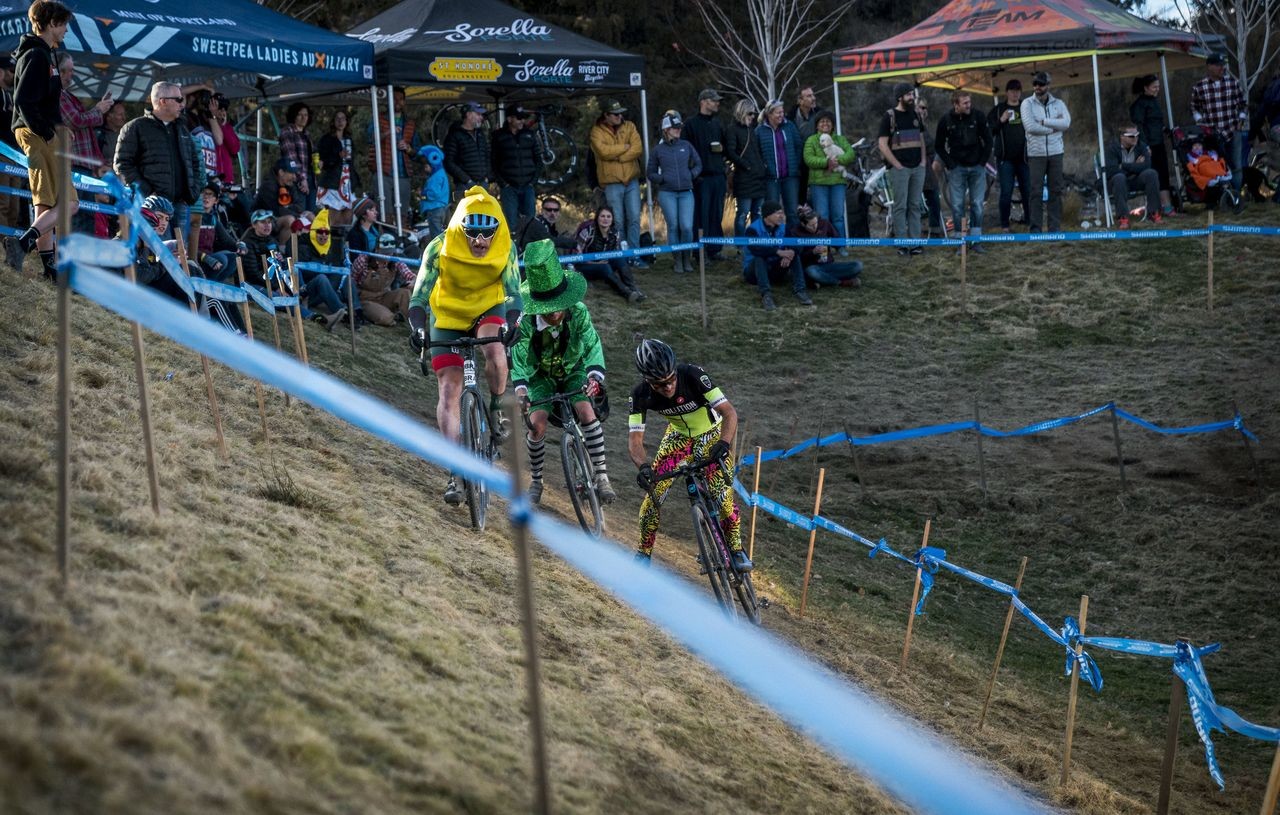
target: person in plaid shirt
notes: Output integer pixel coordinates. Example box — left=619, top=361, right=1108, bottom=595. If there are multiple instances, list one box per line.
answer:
left=56, top=55, right=111, bottom=173
left=1191, top=53, right=1248, bottom=193
left=278, top=102, right=317, bottom=212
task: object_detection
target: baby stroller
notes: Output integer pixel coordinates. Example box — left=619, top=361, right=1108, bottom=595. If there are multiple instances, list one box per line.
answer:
left=1170, top=124, right=1244, bottom=213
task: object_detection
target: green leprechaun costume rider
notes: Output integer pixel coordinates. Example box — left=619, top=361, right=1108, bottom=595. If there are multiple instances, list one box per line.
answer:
left=512, top=239, right=616, bottom=505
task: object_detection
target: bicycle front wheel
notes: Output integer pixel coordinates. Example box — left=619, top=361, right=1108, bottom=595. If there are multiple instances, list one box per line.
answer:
left=733, top=571, right=762, bottom=625
left=691, top=502, right=736, bottom=619
left=535, top=126, right=578, bottom=189
left=459, top=390, right=489, bottom=530
left=561, top=430, right=602, bottom=537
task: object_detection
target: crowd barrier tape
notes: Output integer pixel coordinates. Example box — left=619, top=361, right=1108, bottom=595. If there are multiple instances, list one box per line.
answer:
left=738, top=401, right=1257, bottom=467
left=733, top=472, right=1279, bottom=786
left=346, top=247, right=412, bottom=265
left=0, top=183, right=121, bottom=215
left=0, top=142, right=112, bottom=194
left=62, top=259, right=1048, bottom=815
left=294, top=261, right=351, bottom=280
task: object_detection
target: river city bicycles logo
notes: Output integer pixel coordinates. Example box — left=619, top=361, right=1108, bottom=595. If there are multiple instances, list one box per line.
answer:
left=577, top=60, right=609, bottom=84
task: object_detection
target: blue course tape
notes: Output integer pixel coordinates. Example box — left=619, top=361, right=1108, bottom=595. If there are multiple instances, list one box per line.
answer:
left=0, top=184, right=121, bottom=214
left=242, top=284, right=276, bottom=314
left=189, top=276, right=249, bottom=303
left=295, top=261, right=351, bottom=279
left=69, top=260, right=1049, bottom=815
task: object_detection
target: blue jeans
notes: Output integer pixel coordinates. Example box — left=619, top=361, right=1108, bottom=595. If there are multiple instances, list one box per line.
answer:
left=806, top=259, right=862, bottom=286
left=808, top=183, right=847, bottom=240
left=733, top=196, right=763, bottom=236
left=577, top=258, right=638, bottom=297
left=172, top=202, right=191, bottom=242
left=302, top=270, right=348, bottom=314
left=949, top=164, right=987, bottom=235
left=765, top=177, right=800, bottom=221
left=657, top=189, right=694, bottom=245
left=997, top=158, right=1031, bottom=227
left=201, top=251, right=237, bottom=282
left=604, top=179, right=643, bottom=249
left=743, top=256, right=804, bottom=295
left=500, top=184, right=536, bottom=229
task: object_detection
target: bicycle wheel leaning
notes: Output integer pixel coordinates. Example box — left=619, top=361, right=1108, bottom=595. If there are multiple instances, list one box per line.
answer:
left=459, top=390, right=490, bottom=530
left=535, top=125, right=578, bottom=189
left=691, top=502, right=736, bottom=618
left=561, top=430, right=603, bottom=537
left=732, top=569, right=761, bottom=625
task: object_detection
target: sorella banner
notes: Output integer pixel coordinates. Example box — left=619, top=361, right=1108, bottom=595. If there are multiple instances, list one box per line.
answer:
left=0, top=1, right=373, bottom=90
left=349, top=1, right=644, bottom=90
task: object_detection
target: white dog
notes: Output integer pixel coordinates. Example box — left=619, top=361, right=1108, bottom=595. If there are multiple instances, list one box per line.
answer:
left=818, top=133, right=859, bottom=182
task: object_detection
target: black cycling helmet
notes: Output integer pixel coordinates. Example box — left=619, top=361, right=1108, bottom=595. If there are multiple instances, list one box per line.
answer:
left=142, top=194, right=174, bottom=216
left=634, top=338, right=676, bottom=381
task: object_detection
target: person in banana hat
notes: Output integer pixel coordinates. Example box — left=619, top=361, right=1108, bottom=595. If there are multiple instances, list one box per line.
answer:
left=408, top=184, right=523, bottom=506
left=511, top=239, right=615, bottom=505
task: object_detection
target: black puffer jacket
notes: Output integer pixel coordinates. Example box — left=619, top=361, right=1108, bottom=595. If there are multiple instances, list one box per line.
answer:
left=114, top=112, right=204, bottom=205
left=490, top=126, right=540, bottom=187
left=12, top=34, right=61, bottom=140
left=724, top=121, right=767, bottom=199
left=443, top=125, right=491, bottom=187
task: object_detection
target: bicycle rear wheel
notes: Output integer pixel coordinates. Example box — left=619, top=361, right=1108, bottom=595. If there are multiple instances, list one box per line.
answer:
left=561, top=430, right=603, bottom=537
left=459, top=390, right=490, bottom=530
left=535, top=126, right=578, bottom=189
left=691, top=502, right=736, bottom=619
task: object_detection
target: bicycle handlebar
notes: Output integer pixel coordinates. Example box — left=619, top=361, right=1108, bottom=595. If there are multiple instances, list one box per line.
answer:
left=426, top=334, right=507, bottom=350
left=646, top=455, right=721, bottom=487
left=526, top=388, right=599, bottom=411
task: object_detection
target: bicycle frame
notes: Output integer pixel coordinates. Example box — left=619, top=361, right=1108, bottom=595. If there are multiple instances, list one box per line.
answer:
left=525, top=389, right=603, bottom=536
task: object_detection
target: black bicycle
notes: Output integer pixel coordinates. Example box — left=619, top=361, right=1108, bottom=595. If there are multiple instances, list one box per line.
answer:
left=648, top=456, right=760, bottom=623
left=524, top=388, right=604, bottom=536
left=424, top=334, right=506, bottom=530
left=430, top=102, right=578, bottom=189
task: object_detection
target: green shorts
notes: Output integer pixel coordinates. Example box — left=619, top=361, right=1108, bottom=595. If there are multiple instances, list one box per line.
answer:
left=524, top=370, right=592, bottom=414
left=427, top=303, right=506, bottom=371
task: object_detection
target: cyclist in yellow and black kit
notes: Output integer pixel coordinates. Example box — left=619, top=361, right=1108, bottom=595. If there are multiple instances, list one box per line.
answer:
left=628, top=339, right=751, bottom=571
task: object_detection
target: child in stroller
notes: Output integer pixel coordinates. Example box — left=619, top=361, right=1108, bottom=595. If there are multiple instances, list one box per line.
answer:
left=1172, top=125, right=1244, bottom=213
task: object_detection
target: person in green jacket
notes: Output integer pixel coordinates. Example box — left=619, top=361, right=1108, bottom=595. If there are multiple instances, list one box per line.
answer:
left=512, top=239, right=616, bottom=505
left=802, top=110, right=854, bottom=245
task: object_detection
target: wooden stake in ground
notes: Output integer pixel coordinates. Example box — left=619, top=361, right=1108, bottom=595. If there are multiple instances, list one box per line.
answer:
left=1260, top=737, right=1280, bottom=815
left=261, top=259, right=291, bottom=407
left=287, top=256, right=310, bottom=366
left=959, top=236, right=968, bottom=312
left=501, top=394, right=552, bottom=815
left=345, top=267, right=357, bottom=360
left=186, top=211, right=202, bottom=268
left=732, top=420, right=745, bottom=470
left=977, top=555, right=1029, bottom=730
left=697, top=228, right=708, bottom=331
left=55, top=144, right=72, bottom=586
left=973, top=397, right=988, bottom=500
left=121, top=213, right=162, bottom=514
left=235, top=258, right=270, bottom=443
left=1060, top=594, right=1090, bottom=784
left=748, top=446, right=763, bottom=562
left=798, top=467, right=826, bottom=618
left=1232, top=399, right=1262, bottom=489
left=900, top=518, right=933, bottom=671
left=843, top=421, right=868, bottom=498
left=808, top=406, right=827, bottom=504
left=1110, top=402, right=1128, bottom=493
left=1206, top=210, right=1214, bottom=313
left=175, top=230, right=228, bottom=460
left=1156, top=639, right=1188, bottom=815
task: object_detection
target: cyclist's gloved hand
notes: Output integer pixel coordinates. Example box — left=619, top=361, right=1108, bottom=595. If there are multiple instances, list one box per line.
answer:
left=636, top=464, right=654, bottom=490
left=502, top=309, right=522, bottom=347
left=708, top=440, right=731, bottom=464
left=410, top=327, right=426, bottom=352
left=583, top=377, right=602, bottom=398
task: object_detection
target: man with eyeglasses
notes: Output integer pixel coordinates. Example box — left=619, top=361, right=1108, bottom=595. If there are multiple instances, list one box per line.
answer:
left=590, top=99, right=646, bottom=266
left=515, top=196, right=576, bottom=253
left=628, top=338, right=750, bottom=572
left=1103, top=126, right=1161, bottom=228
left=1020, top=71, right=1071, bottom=232
left=408, top=185, right=523, bottom=506
left=115, top=81, right=206, bottom=240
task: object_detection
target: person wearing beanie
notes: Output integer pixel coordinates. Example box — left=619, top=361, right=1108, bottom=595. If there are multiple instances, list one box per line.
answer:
left=988, top=79, right=1030, bottom=230
left=511, top=238, right=616, bottom=506
left=742, top=199, right=812, bottom=311
left=415, top=144, right=450, bottom=238
left=877, top=82, right=927, bottom=254
left=408, top=185, right=524, bottom=506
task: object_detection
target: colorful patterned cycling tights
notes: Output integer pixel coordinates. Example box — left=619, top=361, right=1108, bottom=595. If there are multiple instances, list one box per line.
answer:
left=638, top=425, right=741, bottom=556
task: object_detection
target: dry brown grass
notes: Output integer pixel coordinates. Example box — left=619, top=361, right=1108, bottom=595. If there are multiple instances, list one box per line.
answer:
left=2, top=201, right=1278, bottom=814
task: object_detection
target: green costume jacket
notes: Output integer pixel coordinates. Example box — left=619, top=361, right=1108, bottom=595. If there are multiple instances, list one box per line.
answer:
left=510, top=302, right=606, bottom=390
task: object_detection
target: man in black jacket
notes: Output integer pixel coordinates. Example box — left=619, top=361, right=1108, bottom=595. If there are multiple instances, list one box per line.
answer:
left=935, top=90, right=993, bottom=248
left=114, top=81, right=205, bottom=240
left=1, top=53, right=29, bottom=269
left=491, top=104, right=540, bottom=229
left=12, top=0, right=75, bottom=278
left=1102, top=126, right=1161, bottom=228
left=684, top=88, right=727, bottom=260
left=443, top=102, right=491, bottom=197
left=987, top=79, right=1030, bottom=231
left=253, top=158, right=311, bottom=245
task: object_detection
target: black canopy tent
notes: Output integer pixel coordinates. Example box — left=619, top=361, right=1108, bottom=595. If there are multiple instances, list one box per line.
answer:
left=276, top=0, right=651, bottom=231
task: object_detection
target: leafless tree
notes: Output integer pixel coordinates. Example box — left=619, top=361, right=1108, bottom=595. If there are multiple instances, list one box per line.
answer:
left=684, top=0, right=854, bottom=105
left=1169, top=0, right=1279, bottom=97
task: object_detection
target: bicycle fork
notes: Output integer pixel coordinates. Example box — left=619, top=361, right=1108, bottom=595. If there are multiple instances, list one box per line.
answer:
left=690, top=481, right=739, bottom=584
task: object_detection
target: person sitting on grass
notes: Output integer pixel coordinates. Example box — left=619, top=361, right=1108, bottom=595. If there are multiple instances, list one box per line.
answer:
left=512, top=239, right=616, bottom=505
left=572, top=204, right=645, bottom=303
left=352, top=232, right=416, bottom=327
left=196, top=182, right=240, bottom=281
left=788, top=204, right=862, bottom=288
left=742, top=199, right=811, bottom=312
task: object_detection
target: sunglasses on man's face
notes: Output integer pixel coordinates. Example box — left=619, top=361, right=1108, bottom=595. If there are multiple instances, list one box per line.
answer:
left=159, top=96, right=183, bottom=103
left=543, top=206, right=560, bottom=213
left=463, top=225, right=498, bottom=240
left=646, top=373, right=677, bottom=389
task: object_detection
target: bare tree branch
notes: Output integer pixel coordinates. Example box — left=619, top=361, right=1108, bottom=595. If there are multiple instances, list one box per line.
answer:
left=1170, top=0, right=1280, bottom=98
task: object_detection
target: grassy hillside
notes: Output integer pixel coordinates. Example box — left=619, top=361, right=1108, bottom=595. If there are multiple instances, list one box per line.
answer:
left=2, top=206, right=1278, bottom=814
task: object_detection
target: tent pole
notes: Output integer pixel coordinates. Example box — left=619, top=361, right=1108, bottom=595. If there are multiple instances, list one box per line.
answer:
left=387, top=83, right=404, bottom=234
left=833, top=80, right=850, bottom=244
left=640, top=89, right=654, bottom=244
left=1159, top=53, right=1186, bottom=204
left=255, top=107, right=263, bottom=191
left=371, top=86, right=387, bottom=228
left=1092, top=53, right=1113, bottom=227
